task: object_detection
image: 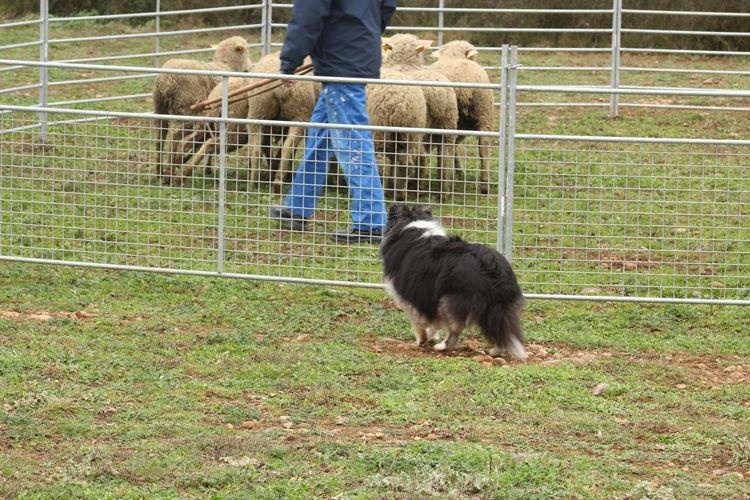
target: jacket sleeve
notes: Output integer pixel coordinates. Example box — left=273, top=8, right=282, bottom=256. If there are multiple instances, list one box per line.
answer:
left=280, top=0, right=332, bottom=75
left=381, top=0, right=397, bottom=33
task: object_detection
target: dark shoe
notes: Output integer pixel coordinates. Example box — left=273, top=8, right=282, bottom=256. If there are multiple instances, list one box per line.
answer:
left=269, top=205, right=310, bottom=231
left=329, top=227, right=383, bottom=244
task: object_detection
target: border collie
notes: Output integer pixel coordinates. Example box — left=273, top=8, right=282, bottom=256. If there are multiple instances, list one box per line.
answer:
left=380, top=204, right=526, bottom=359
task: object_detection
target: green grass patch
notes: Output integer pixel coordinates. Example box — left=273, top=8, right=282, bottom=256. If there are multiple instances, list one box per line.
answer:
left=1, top=263, right=749, bottom=497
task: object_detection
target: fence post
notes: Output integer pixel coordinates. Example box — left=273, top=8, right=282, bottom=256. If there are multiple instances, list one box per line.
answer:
left=262, top=0, right=273, bottom=56
left=155, top=0, right=161, bottom=67
left=39, top=0, right=49, bottom=144
left=610, top=0, right=622, bottom=117
left=497, top=45, right=509, bottom=255
left=503, top=46, right=519, bottom=263
left=217, top=77, right=229, bottom=274
left=437, top=0, right=445, bottom=47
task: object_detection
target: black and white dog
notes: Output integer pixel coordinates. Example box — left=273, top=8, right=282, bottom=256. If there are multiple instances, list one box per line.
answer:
left=380, top=204, right=526, bottom=359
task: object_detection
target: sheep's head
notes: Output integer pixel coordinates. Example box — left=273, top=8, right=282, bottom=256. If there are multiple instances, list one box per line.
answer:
left=212, top=36, right=252, bottom=72
left=431, top=40, right=479, bottom=62
left=382, top=34, right=433, bottom=68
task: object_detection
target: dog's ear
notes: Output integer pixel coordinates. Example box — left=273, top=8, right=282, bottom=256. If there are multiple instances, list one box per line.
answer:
left=413, top=205, right=432, bottom=218
left=388, top=204, right=407, bottom=222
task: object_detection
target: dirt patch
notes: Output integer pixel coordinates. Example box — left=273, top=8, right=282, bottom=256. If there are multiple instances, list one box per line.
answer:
left=0, top=309, right=98, bottom=322
left=364, top=335, right=749, bottom=388
left=365, top=335, right=611, bottom=366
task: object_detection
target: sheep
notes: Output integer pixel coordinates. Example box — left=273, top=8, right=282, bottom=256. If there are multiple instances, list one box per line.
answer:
left=382, top=34, right=459, bottom=197
left=152, top=35, right=251, bottom=180
left=366, top=68, right=427, bottom=201
left=245, top=51, right=318, bottom=192
left=429, top=40, right=496, bottom=194
left=168, top=75, right=253, bottom=185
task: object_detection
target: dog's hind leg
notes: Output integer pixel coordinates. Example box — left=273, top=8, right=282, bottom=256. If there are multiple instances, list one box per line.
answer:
left=434, top=330, right=459, bottom=352
left=489, top=336, right=527, bottom=359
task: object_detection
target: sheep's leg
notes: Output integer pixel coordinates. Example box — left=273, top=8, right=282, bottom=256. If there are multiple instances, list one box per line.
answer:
left=453, top=135, right=466, bottom=182
left=478, top=135, right=491, bottom=194
left=272, top=126, right=304, bottom=193
left=169, top=126, right=202, bottom=170
left=439, top=138, right=456, bottom=200
left=247, top=124, right=264, bottom=183
left=400, top=133, right=423, bottom=201
left=415, top=140, right=430, bottom=194
left=162, top=125, right=192, bottom=183
left=393, top=136, right=409, bottom=202
left=174, top=139, right=215, bottom=186
left=374, top=152, right=393, bottom=198
left=155, top=118, right=169, bottom=178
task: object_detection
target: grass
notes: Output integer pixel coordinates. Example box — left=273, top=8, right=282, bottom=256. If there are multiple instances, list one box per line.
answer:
left=1, top=17, right=749, bottom=498
left=0, top=263, right=748, bottom=498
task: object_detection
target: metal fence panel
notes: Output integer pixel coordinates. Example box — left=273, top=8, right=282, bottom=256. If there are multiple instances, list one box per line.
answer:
left=511, top=137, right=749, bottom=303
left=0, top=103, right=502, bottom=288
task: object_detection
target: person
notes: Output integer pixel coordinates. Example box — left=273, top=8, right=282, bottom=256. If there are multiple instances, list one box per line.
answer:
left=269, top=0, right=397, bottom=244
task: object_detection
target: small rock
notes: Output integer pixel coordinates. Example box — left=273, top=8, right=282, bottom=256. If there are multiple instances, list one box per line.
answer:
left=240, top=420, right=260, bottom=430
left=676, top=383, right=687, bottom=389
left=335, top=416, right=346, bottom=426
left=592, top=383, right=610, bottom=396
left=492, top=357, right=508, bottom=366
left=282, top=421, right=294, bottom=429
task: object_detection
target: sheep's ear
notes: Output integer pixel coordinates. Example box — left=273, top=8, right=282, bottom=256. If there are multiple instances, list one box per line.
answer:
left=234, top=44, right=245, bottom=53
left=466, top=48, right=479, bottom=61
left=415, top=40, right=433, bottom=54
left=382, top=41, right=393, bottom=52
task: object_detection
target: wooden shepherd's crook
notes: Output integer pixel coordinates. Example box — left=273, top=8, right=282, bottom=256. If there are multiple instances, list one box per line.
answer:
left=190, top=62, right=314, bottom=112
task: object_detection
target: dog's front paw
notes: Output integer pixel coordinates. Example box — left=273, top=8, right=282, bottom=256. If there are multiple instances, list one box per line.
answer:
left=433, top=341, right=448, bottom=351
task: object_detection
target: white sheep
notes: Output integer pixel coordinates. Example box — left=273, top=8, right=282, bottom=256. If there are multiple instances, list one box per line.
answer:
left=382, top=34, right=459, bottom=197
left=246, top=51, right=318, bottom=192
left=152, top=36, right=251, bottom=180
left=429, top=40, right=496, bottom=194
left=366, top=68, right=427, bottom=201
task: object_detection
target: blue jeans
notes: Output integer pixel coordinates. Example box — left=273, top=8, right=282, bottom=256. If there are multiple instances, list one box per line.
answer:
left=282, top=83, right=386, bottom=231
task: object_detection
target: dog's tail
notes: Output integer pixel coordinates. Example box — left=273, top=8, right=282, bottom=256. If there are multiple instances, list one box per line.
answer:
left=481, top=297, right=527, bottom=359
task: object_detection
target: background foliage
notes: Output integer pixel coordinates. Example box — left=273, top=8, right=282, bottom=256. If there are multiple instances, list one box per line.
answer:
left=2, top=1, right=750, bottom=50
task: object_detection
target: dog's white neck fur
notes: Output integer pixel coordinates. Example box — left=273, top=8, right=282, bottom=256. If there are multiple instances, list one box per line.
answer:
left=405, top=219, right=447, bottom=238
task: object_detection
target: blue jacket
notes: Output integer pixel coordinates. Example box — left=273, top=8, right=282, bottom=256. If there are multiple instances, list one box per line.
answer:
left=280, top=0, right=397, bottom=79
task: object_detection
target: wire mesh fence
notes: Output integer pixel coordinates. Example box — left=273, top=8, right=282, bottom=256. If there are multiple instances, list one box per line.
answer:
left=512, top=137, right=749, bottom=303
left=0, top=101, right=502, bottom=287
